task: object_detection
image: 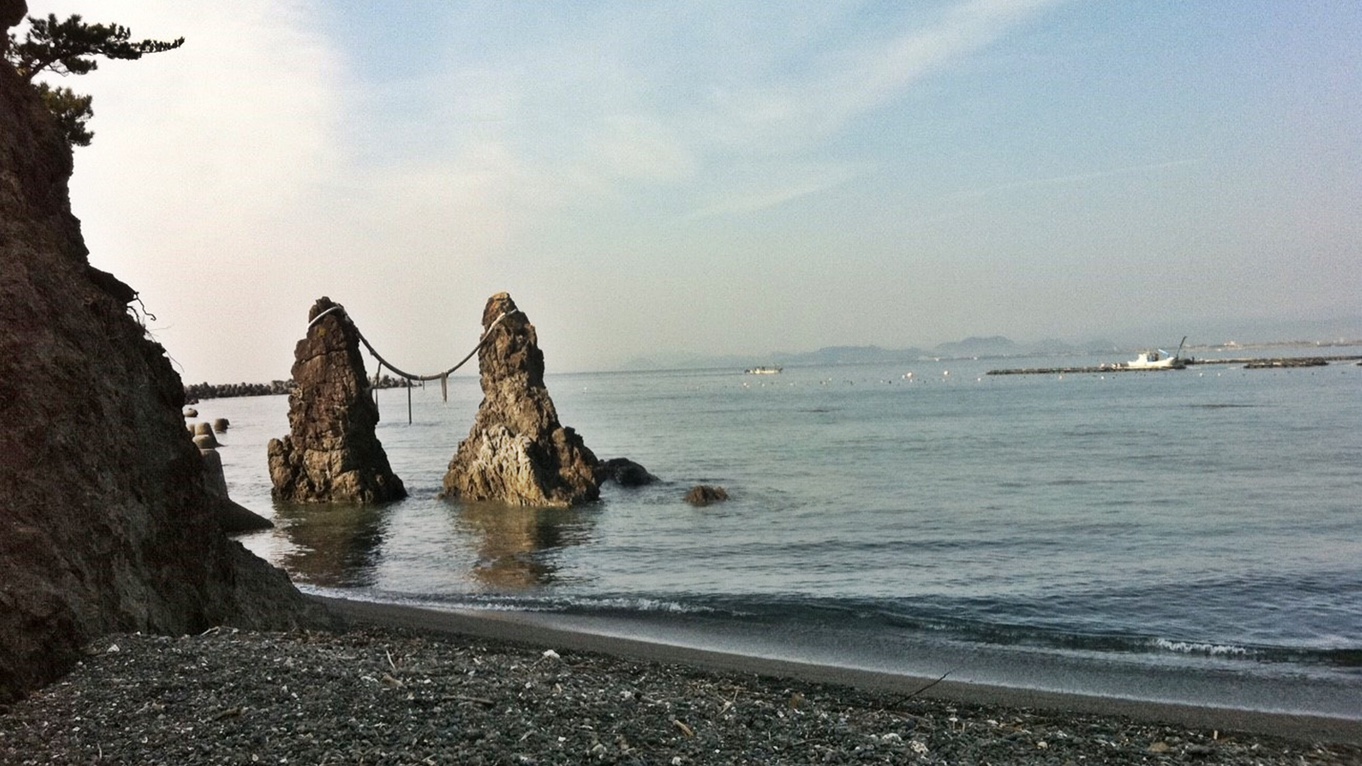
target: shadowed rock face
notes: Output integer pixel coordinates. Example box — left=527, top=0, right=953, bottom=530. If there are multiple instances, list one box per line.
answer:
left=267, top=298, right=406, bottom=504
left=1, top=2, right=25, bottom=42
left=442, top=293, right=600, bottom=507
left=0, top=61, right=327, bottom=703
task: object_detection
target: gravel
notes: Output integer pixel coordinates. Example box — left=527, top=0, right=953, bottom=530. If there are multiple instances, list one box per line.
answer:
left=0, top=627, right=1356, bottom=765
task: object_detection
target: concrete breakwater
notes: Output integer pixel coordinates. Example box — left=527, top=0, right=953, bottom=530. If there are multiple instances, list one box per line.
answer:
left=987, top=355, right=1362, bottom=376
left=185, top=374, right=410, bottom=403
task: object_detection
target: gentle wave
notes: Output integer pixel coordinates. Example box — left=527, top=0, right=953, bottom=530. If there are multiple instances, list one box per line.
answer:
left=1151, top=638, right=1255, bottom=658
left=306, top=587, right=721, bottom=617
left=222, top=356, right=1362, bottom=691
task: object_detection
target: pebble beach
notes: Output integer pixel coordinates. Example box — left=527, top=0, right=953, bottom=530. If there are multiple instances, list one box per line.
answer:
left=1, top=600, right=1358, bottom=765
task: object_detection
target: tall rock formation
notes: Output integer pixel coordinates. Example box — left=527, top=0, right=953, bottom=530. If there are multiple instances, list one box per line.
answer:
left=0, top=57, right=328, bottom=701
left=442, top=292, right=601, bottom=507
left=267, top=298, right=406, bottom=504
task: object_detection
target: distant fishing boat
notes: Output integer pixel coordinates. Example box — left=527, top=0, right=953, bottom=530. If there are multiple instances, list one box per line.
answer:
left=744, top=366, right=782, bottom=375
left=1124, top=337, right=1188, bottom=370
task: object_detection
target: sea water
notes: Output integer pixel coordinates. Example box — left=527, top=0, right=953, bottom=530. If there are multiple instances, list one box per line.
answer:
left=209, top=350, right=1362, bottom=718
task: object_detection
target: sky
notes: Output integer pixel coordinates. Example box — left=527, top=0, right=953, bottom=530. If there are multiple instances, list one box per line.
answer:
left=19, top=0, right=1362, bottom=381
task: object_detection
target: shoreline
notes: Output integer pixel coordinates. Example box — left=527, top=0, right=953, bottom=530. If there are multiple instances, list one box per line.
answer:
left=318, top=596, right=1362, bottom=746
left=2, top=596, right=1358, bottom=764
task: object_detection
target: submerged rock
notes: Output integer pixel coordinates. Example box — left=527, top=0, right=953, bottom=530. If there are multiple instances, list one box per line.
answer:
left=442, top=292, right=600, bottom=507
left=267, top=298, right=406, bottom=504
left=685, top=485, right=729, bottom=506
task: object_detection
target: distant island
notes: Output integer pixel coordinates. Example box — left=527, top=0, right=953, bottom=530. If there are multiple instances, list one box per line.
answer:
left=625, top=335, right=1123, bottom=371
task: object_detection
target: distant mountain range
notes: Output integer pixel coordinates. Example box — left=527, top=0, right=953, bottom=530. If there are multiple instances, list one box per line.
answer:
left=624, top=335, right=1126, bottom=371
left=624, top=319, right=1362, bottom=371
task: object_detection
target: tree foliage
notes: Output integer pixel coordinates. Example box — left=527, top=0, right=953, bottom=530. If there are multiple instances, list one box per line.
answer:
left=33, top=82, right=93, bottom=146
left=4, top=14, right=183, bottom=146
left=7, top=13, right=184, bottom=82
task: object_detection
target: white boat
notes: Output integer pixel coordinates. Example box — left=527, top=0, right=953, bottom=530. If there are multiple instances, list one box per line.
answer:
left=1125, top=337, right=1187, bottom=370
left=744, top=366, right=782, bottom=375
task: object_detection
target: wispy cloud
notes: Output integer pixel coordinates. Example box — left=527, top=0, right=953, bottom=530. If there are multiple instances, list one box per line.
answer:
left=678, top=0, right=1068, bottom=217
left=339, top=0, right=1071, bottom=226
left=951, top=158, right=1206, bottom=201
left=697, top=0, right=1068, bottom=153
left=594, top=115, right=697, bottom=183
left=685, top=164, right=866, bottom=220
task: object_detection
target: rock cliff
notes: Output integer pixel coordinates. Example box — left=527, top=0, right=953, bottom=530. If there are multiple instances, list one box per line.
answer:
left=267, top=298, right=406, bottom=504
left=0, top=1, right=24, bottom=53
left=442, top=293, right=601, bottom=507
left=0, top=54, right=328, bottom=702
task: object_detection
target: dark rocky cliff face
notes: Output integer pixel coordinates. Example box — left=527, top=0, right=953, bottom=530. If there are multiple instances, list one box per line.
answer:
left=442, top=292, right=601, bottom=507
left=0, top=61, right=328, bottom=701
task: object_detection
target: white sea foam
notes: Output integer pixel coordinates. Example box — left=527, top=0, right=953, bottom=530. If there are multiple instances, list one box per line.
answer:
left=1152, top=638, right=1254, bottom=657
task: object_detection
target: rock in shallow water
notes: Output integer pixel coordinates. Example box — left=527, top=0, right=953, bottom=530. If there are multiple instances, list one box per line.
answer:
left=267, top=297, right=406, bottom=504
left=200, top=448, right=272, bottom=534
left=685, top=485, right=729, bottom=506
left=597, top=457, right=659, bottom=487
left=442, top=292, right=600, bottom=507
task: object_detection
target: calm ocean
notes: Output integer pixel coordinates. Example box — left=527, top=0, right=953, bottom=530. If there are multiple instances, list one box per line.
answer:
left=210, top=349, right=1362, bottom=718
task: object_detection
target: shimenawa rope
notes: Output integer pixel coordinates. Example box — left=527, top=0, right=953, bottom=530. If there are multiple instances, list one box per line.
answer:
left=305, top=304, right=516, bottom=401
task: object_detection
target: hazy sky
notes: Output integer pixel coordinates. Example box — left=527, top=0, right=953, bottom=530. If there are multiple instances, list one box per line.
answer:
left=23, top=0, right=1362, bottom=381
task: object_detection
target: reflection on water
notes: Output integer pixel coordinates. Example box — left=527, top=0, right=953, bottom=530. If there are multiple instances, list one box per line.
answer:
left=271, top=501, right=390, bottom=588
left=455, top=501, right=596, bottom=590
left=267, top=497, right=599, bottom=592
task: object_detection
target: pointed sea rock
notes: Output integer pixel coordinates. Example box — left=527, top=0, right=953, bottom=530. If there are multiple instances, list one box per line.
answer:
left=442, top=292, right=600, bottom=507
left=267, top=297, right=406, bottom=503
